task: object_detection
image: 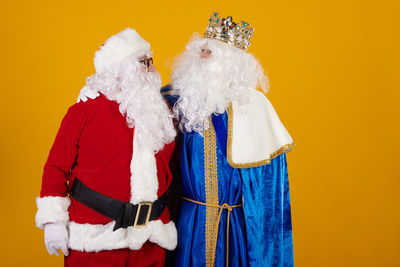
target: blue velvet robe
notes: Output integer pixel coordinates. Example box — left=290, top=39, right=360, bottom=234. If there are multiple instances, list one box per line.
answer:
left=162, top=87, right=294, bottom=267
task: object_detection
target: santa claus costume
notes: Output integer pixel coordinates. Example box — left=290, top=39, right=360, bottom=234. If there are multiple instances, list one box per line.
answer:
left=35, top=28, right=177, bottom=267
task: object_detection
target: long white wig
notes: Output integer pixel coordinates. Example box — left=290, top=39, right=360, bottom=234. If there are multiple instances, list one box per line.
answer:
left=171, top=34, right=269, bottom=133
left=83, top=51, right=176, bottom=152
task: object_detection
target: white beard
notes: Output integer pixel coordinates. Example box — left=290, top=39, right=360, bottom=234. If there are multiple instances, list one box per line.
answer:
left=171, top=36, right=268, bottom=133
left=85, top=54, right=176, bottom=152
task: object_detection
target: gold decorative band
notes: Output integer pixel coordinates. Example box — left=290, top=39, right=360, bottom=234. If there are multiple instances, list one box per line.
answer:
left=204, top=118, right=219, bottom=267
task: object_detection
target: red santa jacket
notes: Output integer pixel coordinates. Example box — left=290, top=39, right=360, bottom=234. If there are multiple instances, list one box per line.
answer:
left=35, top=94, right=177, bottom=252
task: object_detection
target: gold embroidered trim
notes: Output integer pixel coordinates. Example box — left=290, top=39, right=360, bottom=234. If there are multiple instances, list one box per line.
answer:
left=227, top=104, right=295, bottom=168
left=204, top=117, right=219, bottom=267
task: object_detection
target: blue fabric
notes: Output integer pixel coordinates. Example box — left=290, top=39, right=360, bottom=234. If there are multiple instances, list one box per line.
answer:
left=212, top=114, right=228, bottom=157
left=174, top=111, right=294, bottom=267
left=161, top=85, right=179, bottom=109
left=160, top=85, right=171, bottom=94
left=240, top=153, right=294, bottom=267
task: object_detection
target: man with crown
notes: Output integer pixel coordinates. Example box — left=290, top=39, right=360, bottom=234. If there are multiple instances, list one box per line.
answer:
left=162, top=13, right=295, bottom=266
left=35, top=28, right=178, bottom=266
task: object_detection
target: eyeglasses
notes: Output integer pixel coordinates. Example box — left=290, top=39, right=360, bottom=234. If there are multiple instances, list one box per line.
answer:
left=139, top=57, right=154, bottom=68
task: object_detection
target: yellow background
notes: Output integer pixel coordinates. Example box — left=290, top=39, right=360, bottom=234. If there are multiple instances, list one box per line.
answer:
left=1, top=0, right=399, bottom=266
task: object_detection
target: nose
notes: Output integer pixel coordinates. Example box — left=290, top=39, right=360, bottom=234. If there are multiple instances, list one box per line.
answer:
left=148, top=62, right=156, bottom=72
left=200, top=49, right=212, bottom=59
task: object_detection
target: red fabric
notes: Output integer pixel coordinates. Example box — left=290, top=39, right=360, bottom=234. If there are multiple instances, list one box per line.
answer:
left=64, top=241, right=166, bottom=267
left=40, top=93, right=175, bottom=225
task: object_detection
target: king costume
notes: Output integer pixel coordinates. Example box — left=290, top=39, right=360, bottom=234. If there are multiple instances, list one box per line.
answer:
left=163, top=13, right=295, bottom=267
left=35, top=28, right=177, bottom=266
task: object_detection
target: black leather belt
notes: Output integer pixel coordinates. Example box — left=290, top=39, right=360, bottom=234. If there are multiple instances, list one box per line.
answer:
left=70, top=178, right=167, bottom=231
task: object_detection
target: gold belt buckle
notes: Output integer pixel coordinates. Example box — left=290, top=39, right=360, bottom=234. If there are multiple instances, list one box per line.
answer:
left=133, top=202, right=153, bottom=228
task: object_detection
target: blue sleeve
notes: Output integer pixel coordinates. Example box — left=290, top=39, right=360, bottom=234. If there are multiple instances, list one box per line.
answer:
left=240, top=154, right=294, bottom=267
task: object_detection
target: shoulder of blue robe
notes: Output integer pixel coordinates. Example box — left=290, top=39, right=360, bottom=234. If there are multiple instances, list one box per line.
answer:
left=228, top=90, right=294, bottom=168
left=161, top=84, right=179, bottom=107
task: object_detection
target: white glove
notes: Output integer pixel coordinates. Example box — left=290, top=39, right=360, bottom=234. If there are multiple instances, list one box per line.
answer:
left=44, top=223, right=69, bottom=256
left=77, top=86, right=100, bottom=103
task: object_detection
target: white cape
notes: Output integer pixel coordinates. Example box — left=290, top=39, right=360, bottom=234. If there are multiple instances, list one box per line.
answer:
left=228, top=90, right=294, bottom=168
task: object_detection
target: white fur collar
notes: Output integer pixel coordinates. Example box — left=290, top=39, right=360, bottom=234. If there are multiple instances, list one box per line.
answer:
left=130, top=127, right=159, bottom=204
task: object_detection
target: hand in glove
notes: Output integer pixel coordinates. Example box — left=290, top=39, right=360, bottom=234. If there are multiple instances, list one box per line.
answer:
left=44, top=223, right=69, bottom=256
left=77, top=85, right=100, bottom=103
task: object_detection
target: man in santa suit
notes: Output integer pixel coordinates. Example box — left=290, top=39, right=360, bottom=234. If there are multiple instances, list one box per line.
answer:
left=35, top=28, right=177, bottom=267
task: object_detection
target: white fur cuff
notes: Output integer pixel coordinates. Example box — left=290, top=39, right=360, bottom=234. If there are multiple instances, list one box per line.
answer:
left=35, top=196, right=71, bottom=229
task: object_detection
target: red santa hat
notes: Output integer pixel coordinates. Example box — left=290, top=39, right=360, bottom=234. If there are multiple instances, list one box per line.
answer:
left=94, top=28, right=151, bottom=73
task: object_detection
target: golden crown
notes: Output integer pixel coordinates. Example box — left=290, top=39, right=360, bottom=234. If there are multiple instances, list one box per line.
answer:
left=204, top=12, right=254, bottom=51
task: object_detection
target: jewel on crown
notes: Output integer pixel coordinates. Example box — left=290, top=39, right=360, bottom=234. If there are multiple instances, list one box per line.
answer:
left=204, top=12, right=254, bottom=51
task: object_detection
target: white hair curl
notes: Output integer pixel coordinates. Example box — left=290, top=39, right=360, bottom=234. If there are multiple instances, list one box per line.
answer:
left=171, top=34, right=269, bottom=133
left=84, top=52, right=176, bottom=152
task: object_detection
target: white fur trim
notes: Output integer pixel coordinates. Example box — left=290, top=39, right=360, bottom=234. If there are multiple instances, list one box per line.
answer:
left=230, top=90, right=293, bottom=165
left=94, top=28, right=151, bottom=73
left=35, top=196, right=71, bottom=229
left=129, top=127, right=159, bottom=204
left=68, top=220, right=177, bottom=252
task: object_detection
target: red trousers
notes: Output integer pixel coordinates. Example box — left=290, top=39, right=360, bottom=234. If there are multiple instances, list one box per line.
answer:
left=64, top=241, right=166, bottom=267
